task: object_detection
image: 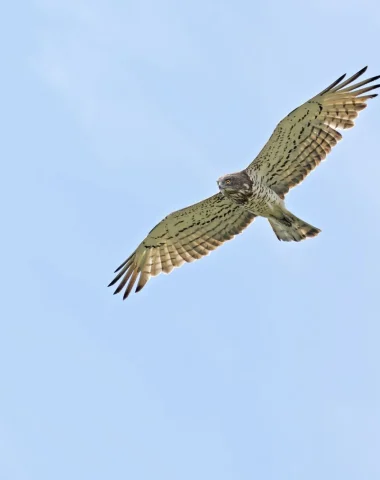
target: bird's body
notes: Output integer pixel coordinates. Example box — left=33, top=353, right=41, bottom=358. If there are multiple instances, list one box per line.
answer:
left=217, top=170, right=320, bottom=242
left=218, top=170, right=283, bottom=215
left=109, top=67, right=379, bottom=299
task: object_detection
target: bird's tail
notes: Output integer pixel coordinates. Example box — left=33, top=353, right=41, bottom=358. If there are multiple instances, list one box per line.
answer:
left=268, top=210, right=321, bottom=242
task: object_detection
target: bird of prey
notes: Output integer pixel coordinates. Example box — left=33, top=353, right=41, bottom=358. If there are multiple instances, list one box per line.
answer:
left=109, top=67, right=379, bottom=299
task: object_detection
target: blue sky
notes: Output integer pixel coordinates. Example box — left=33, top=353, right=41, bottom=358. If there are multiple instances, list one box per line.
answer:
left=1, top=1, right=380, bottom=479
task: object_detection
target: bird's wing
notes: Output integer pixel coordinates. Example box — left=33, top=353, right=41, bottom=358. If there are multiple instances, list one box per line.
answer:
left=108, top=193, right=255, bottom=299
left=246, top=67, right=379, bottom=198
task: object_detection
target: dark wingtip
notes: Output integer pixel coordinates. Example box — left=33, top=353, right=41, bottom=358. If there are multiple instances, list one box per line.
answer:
left=319, top=72, right=346, bottom=95
left=333, top=73, right=346, bottom=87
left=337, top=73, right=346, bottom=82
left=135, top=285, right=143, bottom=293
left=113, top=284, right=125, bottom=295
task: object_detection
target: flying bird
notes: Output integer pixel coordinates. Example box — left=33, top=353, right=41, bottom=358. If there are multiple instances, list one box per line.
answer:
left=109, top=67, right=379, bottom=299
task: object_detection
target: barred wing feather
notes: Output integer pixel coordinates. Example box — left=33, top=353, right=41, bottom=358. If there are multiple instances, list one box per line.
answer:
left=247, top=67, right=379, bottom=198
left=108, top=193, right=255, bottom=299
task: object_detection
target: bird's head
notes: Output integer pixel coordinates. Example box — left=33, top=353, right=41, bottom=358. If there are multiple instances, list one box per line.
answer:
left=217, top=171, right=252, bottom=202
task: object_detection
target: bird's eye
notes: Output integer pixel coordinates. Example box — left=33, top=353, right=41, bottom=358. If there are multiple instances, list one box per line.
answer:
left=225, top=179, right=231, bottom=185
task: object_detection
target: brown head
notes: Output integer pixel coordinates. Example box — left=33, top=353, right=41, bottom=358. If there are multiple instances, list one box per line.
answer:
left=217, top=171, right=253, bottom=204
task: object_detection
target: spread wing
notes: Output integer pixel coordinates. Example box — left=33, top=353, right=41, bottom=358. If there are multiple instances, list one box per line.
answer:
left=246, top=67, right=379, bottom=198
left=108, top=193, right=255, bottom=299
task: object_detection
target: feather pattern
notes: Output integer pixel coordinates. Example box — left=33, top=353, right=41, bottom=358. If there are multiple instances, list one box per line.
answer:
left=108, top=194, right=255, bottom=298
left=246, top=66, right=379, bottom=198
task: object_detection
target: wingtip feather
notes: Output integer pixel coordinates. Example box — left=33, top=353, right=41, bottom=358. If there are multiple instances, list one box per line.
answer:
left=318, top=73, right=346, bottom=96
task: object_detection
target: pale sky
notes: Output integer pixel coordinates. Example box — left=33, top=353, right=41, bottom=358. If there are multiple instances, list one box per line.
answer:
left=1, top=1, right=380, bottom=479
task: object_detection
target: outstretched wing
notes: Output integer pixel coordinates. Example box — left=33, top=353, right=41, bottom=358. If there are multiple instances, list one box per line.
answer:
left=108, top=193, right=255, bottom=299
left=246, top=67, right=379, bottom=198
